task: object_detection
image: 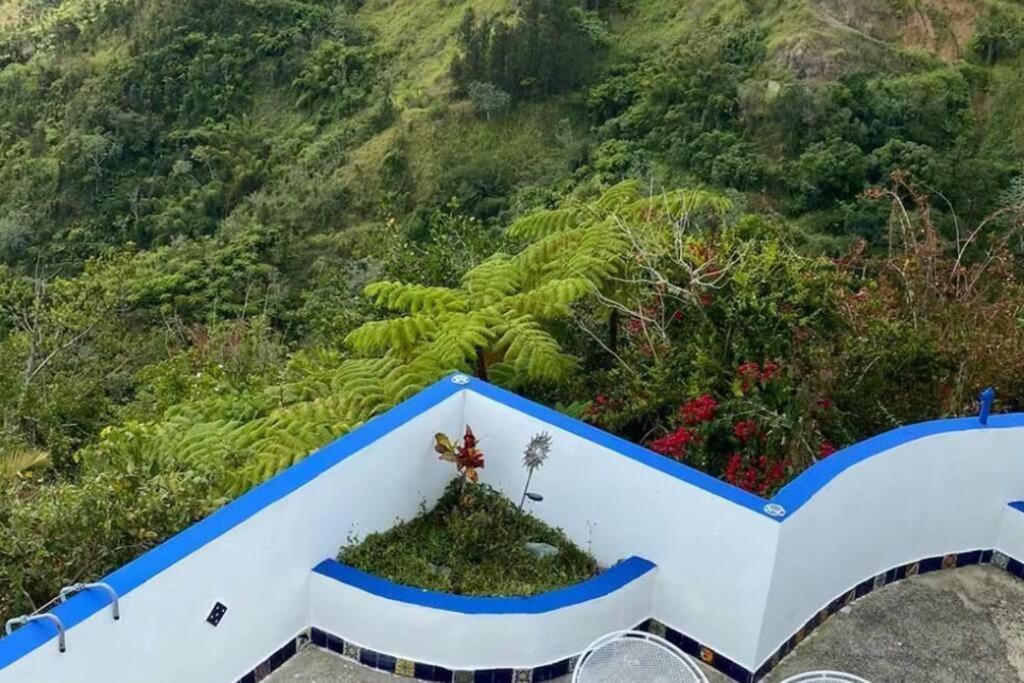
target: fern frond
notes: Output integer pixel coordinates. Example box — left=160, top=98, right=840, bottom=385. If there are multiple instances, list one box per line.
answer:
left=364, top=281, right=468, bottom=315
left=461, top=255, right=523, bottom=306
left=417, top=309, right=500, bottom=368
left=345, top=315, right=439, bottom=356
left=592, top=179, right=642, bottom=213
left=507, top=208, right=581, bottom=240
left=494, top=315, right=577, bottom=383
left=504, top=277, right=592, bottom=318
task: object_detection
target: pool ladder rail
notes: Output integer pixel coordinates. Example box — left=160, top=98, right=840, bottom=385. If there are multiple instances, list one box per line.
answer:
left=4, top=581, right=120, bottom=654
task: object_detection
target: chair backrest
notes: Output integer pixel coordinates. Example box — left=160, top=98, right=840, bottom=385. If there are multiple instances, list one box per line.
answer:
left=572, top=630, right=710, bottom=683
left=778, top=672, right=871, bottom=683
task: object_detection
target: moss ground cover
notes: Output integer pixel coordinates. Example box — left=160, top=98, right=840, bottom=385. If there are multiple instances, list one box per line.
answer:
left=339, top=480, right=597, bottom=596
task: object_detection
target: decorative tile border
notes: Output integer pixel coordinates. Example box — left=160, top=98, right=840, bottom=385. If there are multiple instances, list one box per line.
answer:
left=307, top=627, right=573, bottom=682
left=233, top=548, right=1024, bottom=683
left=634, top=548, right=1019, bottom=683
left=235, top=632, right=304, bottom=683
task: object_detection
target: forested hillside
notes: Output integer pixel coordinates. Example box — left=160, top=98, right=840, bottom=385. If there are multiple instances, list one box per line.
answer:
left=1, top=0, right=1023, bottom=620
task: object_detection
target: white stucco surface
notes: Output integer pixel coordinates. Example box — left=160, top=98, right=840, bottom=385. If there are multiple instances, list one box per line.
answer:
left=309, top=565, right=656, bottom=670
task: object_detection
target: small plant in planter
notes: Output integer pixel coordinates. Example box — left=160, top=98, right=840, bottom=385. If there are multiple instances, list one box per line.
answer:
left=434, top=426, right=485, bottom=505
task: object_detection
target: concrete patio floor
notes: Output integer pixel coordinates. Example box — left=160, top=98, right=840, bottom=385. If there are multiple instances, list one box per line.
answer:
left=268, top=564, right=1024, bottom=682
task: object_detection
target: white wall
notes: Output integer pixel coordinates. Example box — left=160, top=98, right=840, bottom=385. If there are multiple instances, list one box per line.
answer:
left=4, top=377, right=1022, bottom=681
left=756, top=427, right=1024, bottom=664
left=463, top=392, right=781, bottom=670
left=0, top=395, right=465, bottom=683
left=996, top=503, right=1024, bottom=562
left=310, top=566, right=656, bottom=670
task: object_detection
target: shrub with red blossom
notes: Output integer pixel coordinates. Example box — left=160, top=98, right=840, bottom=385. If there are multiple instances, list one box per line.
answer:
left=737, top=361, right=761, bottom=393
left=724, top=453, right=788, bottom=496
left=649, top=426, right=695, bottom=461
left=732, top=419, right=758, bottom=444
left=680, top=394, right=717, bottom=425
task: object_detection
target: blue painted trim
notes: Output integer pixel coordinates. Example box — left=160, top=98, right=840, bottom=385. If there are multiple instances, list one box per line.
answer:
left=462, top=378, right=1024, bottom=521
left=772, top=413, right=1024, bottom=518
left=1010, top=501, right=1024, bottom=515
left=0, top=375, right=466, bottom=671
left=313, top=556, right=656, bottom=614
left=463, top=380, right=769, bottom=515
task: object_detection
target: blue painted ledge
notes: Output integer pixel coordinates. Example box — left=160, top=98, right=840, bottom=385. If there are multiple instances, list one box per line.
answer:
left=0, top=375, right=466, bottom=671
left=313, top=556, right=656, bottom=614
left=1010, top=502, right=1024, bottom=515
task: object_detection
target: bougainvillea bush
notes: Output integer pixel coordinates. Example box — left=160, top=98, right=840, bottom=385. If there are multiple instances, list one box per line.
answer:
left=644, top=361, right=841, bottom=496
left=565, top=177, right=1024, bottom=497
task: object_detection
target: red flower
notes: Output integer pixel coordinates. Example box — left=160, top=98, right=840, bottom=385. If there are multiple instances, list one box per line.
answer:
left=723, top=452, right=788, bottom=496
left=737, top=361, right=760, bottom=393
left=815, top=397, right=833, bottom=412
left=650, top=427, right=695, bottom=461
left=760, top=361, right=780, bottom=384
left=819, top=441, right=837, bottom=459
left=724, top=453, right=743, bottom=481
left=733, top=419, right=758, bottom=445
left=680, top=394, right=718, bottom=425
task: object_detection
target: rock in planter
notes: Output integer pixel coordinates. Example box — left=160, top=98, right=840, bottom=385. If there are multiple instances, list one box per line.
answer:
left=429, top=563, right=452, bottom=577
left=524, top=542, right=560, bottom=559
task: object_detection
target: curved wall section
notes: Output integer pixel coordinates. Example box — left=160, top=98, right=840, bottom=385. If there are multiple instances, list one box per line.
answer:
left=309, top=556, right=657, bottom=670
left=755, top=425, right=1024, bottom=664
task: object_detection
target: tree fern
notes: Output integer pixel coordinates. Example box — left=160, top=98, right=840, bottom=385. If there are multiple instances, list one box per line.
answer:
left=77, top=183, right=735, bottom=497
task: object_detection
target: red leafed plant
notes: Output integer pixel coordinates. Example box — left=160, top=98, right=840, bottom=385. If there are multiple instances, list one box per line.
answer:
left=434, top=426, right=485, bottom=484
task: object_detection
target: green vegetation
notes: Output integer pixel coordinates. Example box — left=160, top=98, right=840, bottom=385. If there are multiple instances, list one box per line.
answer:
left=339, top=480, right=598, bottom=596
left=1, top=0, right=1023, bottom=623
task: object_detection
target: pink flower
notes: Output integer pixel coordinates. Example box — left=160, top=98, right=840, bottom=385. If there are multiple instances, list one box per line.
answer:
left=737, top=361, right=760, bottom=392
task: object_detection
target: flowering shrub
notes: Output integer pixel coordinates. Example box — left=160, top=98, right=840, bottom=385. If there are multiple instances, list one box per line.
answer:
left=723, top=454, right=787, bottom=496
left=649, top=425, right=696, bottom=460
left=640, top=360, right=841, bottom=496
left=680, top=394, right=718, bottom=425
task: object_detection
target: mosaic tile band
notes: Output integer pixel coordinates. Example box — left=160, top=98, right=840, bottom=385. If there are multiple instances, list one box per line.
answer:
left=235, top=548, right=1024, bottom=683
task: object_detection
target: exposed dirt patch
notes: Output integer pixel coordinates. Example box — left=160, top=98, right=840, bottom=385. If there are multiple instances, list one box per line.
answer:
left=904, top=0, right=979, bottom=61
left=809, top=0, right=980, bottom=63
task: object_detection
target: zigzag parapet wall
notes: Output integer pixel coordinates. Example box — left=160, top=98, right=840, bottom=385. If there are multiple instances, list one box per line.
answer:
left=1, top=375, right=1022, bottom=683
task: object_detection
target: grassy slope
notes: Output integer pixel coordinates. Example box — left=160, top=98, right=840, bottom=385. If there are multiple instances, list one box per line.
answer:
left=3, top=0, right=1018, bottom=226
left=359, top=0, right=514, bottom=103
left=342, top=0, right=1009, bottom=207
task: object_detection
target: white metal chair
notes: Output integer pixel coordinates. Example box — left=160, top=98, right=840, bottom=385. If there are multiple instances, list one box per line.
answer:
left=572, top=630, right=710, bottom=683
left=779, top=673, right=871, bottom=683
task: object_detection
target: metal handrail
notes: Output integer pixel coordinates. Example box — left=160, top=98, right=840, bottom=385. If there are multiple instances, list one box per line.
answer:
left=59, top=582, right=120, bottom=620
left=5, top=614, right=66, bottom=653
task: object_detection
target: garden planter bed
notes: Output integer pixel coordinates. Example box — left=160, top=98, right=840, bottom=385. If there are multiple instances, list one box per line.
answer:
left=339, top=480, right=598, bottom=597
